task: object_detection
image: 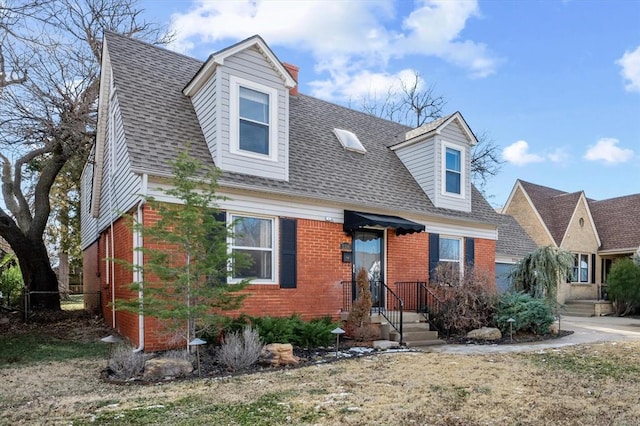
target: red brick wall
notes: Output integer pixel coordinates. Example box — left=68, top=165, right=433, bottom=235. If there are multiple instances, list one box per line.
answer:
left=387, top=229, right=430, bottom=282
left=474, top=238, right=496, bottom=287
left=90, top=203, right=498, bottom=351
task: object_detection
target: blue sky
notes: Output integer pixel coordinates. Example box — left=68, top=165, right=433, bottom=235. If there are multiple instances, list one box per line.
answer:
left=141, top=0, right=640, bottom=207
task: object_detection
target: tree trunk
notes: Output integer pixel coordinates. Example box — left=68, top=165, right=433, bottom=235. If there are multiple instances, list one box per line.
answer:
left=11, top=234, right=60, bottom=311
left=58, top=251, right=70, bottom=301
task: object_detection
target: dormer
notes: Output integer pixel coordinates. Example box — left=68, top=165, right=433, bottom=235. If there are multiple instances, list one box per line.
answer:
left=389, top=112, right=477, bottom=212
left=183, top=35, right=297, bottom=181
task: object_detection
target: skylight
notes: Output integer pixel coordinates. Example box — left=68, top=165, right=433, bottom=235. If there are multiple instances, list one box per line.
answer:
left=334, top=128, right=366, bottom=154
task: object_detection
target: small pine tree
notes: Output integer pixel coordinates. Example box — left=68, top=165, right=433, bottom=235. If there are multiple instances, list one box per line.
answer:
left=116, top=149, right=249, bottom=350
left=607, top=258, right=640, bottom=316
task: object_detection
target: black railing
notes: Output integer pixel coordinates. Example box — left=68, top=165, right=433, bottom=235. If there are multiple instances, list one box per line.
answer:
left=341, top=280, right=405, bottom=344
left=395, top=281, right=445, bottom=334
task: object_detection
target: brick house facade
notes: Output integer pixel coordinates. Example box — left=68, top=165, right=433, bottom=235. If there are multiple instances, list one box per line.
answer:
left=82, top=32, right=504, bottom=351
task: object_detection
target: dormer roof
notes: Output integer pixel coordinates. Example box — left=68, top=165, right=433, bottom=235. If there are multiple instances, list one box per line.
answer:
left=183, top=34, right=297, bottom=97
left=388, top=111, right=477, bottom=150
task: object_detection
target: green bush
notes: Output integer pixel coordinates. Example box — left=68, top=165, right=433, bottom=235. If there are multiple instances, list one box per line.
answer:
left=291, top=316, right=339, bottom=348
left=493, top=292, right=554, bottom=335
left=607, top=258, right=640, bottom=316
left=249, top=315, right=339, bottom=348
left=251, top=315, right=298, bottom=344
left=0, top=255, right=24, bottom=308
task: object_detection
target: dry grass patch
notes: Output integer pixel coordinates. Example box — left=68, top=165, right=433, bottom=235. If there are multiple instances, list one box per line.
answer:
left=2, top=341, right=640, bottom=425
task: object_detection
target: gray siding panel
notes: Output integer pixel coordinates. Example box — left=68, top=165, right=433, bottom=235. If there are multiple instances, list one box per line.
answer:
left=97, top=95, right=142, bottom=233
left=80, top=157, right=99, bottom=249
left=191, top=73, right=218, bottom=164
left=216, top=47, right=288, bottom=181
left=395, top=139, right=436, bottom=201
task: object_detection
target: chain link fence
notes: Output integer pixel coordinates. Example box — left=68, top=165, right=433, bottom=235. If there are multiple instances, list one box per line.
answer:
left=21, top=290, right=101, bottom=322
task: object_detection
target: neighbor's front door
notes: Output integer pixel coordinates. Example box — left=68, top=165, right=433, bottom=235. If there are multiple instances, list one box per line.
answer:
left=353, top=230, right=384, bottom=309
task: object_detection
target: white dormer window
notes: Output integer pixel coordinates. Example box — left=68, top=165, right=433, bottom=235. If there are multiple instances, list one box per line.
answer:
left=334, top=128, right=366, bottom=154
left=230, top=75, right=278, bottom=161
left=441, top=141, right=465, bottom=197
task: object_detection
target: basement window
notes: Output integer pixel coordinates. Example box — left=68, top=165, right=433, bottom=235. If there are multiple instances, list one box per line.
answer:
left=334, top=128, right=366, bottom=154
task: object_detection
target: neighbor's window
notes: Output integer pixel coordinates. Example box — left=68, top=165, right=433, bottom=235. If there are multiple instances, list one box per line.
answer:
left=439, top=237, right=462, bottom=273
left=231, top=215, right=274, bottom=282
left=573, top=253, right=589, bottom=283
left=445, top=147, right=461, bottom=194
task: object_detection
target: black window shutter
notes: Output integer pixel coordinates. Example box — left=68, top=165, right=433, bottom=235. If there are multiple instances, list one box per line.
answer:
left=465, top=237, right=475, bottom=267
left=213, top=211, right=226, bottom=223
left=280, top=218, right=297, bottom=289
left=591, top=253, right=596, bottom=284
left=429, top=233, right=440, bottom=281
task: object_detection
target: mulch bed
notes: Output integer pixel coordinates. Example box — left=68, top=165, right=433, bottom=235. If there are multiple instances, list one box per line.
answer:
left=444, top=329, right=574, bottom=345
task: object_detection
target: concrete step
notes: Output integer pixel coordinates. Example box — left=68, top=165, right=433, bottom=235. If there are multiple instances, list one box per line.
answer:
left=405, top=339, right=445, bottom=348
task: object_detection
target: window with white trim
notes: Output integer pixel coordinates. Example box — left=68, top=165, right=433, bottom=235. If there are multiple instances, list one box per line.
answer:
left=230, top=214, right=275, bottom=282
left=572, top=253, right=589, bottom=283
left=445, top=147, right=462, bottom=195
left=229, top=76, right=278, bottom=160
left=439, top=236, right=462, bottom=273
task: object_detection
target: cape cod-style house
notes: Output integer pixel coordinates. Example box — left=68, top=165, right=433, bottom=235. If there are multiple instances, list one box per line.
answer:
left=81, top=32, right=513, bottom=351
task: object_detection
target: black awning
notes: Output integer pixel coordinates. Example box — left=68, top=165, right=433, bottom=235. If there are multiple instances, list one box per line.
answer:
left=343, top=210, right=425, bottom=236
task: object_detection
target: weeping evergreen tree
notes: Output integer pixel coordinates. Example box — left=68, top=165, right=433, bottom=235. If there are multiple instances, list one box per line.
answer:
left=509, top=246, right=574, bottom=302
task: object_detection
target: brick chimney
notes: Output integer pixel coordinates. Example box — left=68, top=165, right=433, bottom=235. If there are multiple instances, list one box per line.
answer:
left=283, top=62, right=299, bottom=96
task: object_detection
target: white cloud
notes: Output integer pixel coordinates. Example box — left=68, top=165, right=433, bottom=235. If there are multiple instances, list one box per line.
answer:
left=169, top=0, right=499, bottom=101
left=584, top=138, right=634, bottom=164
left=547, top=147, right=568, bottom=164
left=502, top=140, right=544, bottom=166
left=617, top=45, right=640, bottom=93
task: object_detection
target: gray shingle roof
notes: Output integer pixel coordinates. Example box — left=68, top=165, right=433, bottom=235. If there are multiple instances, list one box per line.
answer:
left=496, top=214, right=537, bottom=258
left=104, top=31, right=500, bottom=226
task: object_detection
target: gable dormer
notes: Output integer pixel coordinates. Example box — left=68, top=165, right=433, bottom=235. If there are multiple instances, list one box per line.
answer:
left=183, top=36, right=296, bottom=181
left=390, top=112, right=476, bottom=212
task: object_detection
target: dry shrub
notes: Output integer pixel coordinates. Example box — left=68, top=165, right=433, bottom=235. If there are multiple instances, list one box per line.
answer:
left=108, top=344, right=146, bottom=379
left=431, top=263, right=497, bottom=335
left=216, top=326, right=262, bottom=371
left=345, top=267, right=377, bottom=341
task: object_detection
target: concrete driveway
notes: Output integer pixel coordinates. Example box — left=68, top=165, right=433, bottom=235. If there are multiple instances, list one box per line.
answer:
left=427, top=315, right=640, bottom=354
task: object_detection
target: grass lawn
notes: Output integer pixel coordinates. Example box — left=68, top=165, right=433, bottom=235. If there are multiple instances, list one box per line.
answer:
left=2, top=314, right=640, bottom=425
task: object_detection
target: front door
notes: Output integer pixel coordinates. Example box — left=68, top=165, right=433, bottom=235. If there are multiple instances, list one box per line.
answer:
left=353, top=230, right=384, bottom=309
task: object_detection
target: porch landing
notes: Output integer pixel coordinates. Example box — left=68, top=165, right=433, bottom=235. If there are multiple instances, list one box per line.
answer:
left=563, top=300, right=614, bottom=317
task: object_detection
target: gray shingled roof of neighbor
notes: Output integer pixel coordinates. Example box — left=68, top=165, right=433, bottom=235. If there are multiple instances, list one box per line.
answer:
left=104, top=31, right=501, bottom=226
left=589, top=194, right=640, bottom=251
left=496, top=214, right=538, bottom=258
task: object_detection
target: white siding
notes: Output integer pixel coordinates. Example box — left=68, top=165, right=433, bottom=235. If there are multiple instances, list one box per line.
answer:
left=96, top=94, right=142, bottom=233
left=394, top=137, right=436, bottom=201
left=147, top=181, right=497, bottom=240
left=80, top=154, right=99, bottom=249
left=217, top=47, right=289, bottom=180
left=434, top=122, right=472, bottom=212
left=191, top=72, right=218, bottom=165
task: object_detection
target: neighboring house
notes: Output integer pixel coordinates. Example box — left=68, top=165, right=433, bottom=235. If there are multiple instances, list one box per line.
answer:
left=495, top=214, right=538, bottom=293
left=81, top=32, right=508, bottom=351
left=503, top=180, right=640, bottom=303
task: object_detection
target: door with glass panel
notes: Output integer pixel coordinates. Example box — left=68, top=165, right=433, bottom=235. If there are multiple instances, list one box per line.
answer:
left=353, top=230, right=384, bottom=309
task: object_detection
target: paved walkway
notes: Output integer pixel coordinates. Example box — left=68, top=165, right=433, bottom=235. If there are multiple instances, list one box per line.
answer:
left=426, top=315, right=640, bottom=354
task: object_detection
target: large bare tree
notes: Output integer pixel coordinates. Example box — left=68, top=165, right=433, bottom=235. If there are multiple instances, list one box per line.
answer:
left=0, top=0, right=169, bottom=310
left=357, top=71, right=503, bottom=192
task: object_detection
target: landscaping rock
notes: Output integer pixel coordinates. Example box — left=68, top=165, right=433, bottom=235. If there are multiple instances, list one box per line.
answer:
left=259, top=343, right=300, bottom=367
left=466, top=327, right=502, bottom=341
left=143, top=358, right=193, bottom=380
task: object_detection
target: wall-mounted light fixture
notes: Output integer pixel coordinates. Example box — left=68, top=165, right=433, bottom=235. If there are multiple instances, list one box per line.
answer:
left=340, top=242, right=352, bottom=263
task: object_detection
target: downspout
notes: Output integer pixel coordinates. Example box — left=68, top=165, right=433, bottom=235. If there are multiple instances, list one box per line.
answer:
left=133, top=173, right=148, bottom=352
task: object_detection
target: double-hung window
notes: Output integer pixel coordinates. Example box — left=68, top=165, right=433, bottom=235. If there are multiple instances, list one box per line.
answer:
left=445, top=147, right=462, bottom=195
left=439, top=237, right=462, bottom=274
left=573, top=254, right=589, bottom=283
left=230, top=215, right=275, bottom=282
left=230, top=76, right=278, bottom=160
